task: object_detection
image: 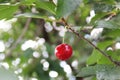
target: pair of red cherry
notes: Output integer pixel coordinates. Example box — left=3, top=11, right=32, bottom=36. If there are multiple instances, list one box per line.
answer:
left=55, top=43, right=73, bottom=60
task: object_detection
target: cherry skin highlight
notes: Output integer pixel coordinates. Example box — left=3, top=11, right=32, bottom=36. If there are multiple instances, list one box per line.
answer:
left=55, top=43, right=73, bottom=60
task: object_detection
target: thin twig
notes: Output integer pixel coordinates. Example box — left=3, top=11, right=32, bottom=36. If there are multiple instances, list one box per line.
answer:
left=6, top=18, right=32, bottom=57
left=61, top=18, right=120, bottom=66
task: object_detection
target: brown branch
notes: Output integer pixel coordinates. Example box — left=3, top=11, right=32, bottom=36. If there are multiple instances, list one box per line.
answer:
left=6, top=18, right=32, bottom=57
left=61, top=18, right=120, bottom=66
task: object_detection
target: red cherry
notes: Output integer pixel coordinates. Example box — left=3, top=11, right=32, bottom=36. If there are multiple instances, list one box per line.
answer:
left=55, top=43, right=73, bottom=60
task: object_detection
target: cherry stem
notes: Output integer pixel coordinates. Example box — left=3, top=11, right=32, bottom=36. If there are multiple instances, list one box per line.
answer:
left=61, top=18, right=120, bottom=66
left=62, top=26, right=67, bottom=43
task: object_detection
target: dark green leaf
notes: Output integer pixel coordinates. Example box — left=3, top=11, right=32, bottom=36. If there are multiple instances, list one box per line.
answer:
left=93, top=2, right=114, bottom=13
left=0, top=4, right=18, bottom=19
left=103, top=29, right=120, bottom=38
left=21, top=48, right=34, bottom=62
left=95, top=20, right=120, bottom=29
left=77, top=64, right=120, bottom=79
left=56, top=0, right=82, bottom=18
left=24, top=48, right=34, bottom=58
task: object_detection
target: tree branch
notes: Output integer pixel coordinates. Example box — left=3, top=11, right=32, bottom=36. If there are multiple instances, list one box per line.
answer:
left=61, top=18, right=120, bottom=66
left=6, top=18, right=32, bottom=57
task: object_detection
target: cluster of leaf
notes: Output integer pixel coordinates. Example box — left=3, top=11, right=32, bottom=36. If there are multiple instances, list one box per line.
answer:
left=1, top=0, right=120, bottom=80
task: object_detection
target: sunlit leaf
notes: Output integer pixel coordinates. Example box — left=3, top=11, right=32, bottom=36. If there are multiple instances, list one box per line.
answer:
left=87, top=40, right=113, bottom=65
left=20, top=0, right=36, bottom=5
left=0, top=4, right=18, bottom=19
left=97, top=55, right=113, bottom=64
left=35, top=1, right=56, bottom=14
left=15, top=13, right=47, bottom=19
left=87, top=49, right=102, bottom=65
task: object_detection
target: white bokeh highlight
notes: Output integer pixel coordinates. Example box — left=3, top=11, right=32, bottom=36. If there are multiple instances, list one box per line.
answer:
left=42, top=51, right=49, bottom=58
left=86, top=10, right=95, bottom=23
left=115, top=42, right=120, bottom=49
left=43, top=61, right=49, bottom=71
left=0, top=41, right=5, bottom=52
left=90, top=28, right=103, bottom=40
left=0, top=62, right=9, bottom=69
left=44, top=22, right=53, bottom=32
left=12, top=58, right=21, bottom=67
left=59, top=26, right=67, bottom=37
left=0, top=18, right=17, bottom=32
left=0, top=53, right=5, bottom=61
left=33, top=51, right=40, bottom=58
left=21, top=38, right=45, bottom=51
left=49, top=70, right=58, bottom=78
left=21, top=40, right=37, bottom=51
left=71, top=60, right=78, bottom=69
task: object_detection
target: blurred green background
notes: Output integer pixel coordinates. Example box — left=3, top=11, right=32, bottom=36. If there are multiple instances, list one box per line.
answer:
left=0, top=0, right=120, bottom=80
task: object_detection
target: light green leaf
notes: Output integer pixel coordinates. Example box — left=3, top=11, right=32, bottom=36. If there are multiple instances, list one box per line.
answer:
left=97, top=55, right=113, bottom=64
left=87, top=40, right=113, bottom=65
left=0, top=67, right=18, bottom=80
left=0, top=4, right=18, bottom=19
left=15, top=13, right=53, bottom=21
left=87, top=49, right=102, bottom=65
left=77, top=64, right=120, bottom=80
left=35, top=1, right=56, bottom=14
left=20, top=0, right=36, bottom=5
left=15, top=13, right=47, bottom=19
left=56, top=0, right=82, bottom=18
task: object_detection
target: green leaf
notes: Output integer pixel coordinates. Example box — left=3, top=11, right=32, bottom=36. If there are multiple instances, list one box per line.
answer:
left=35, top=1, right=56, bottom=14
left=21, top=48, right=34, bottom=62
left=106, top=50, right=120, bottom=61
left=77, top=64, right=120, bottom=80
left=24, top=48, right=34, bottom=58
left=93, top=2, right=113, bottom=13
left=95, top=20, right=120, bottom=29
left=96, top=41, right=114, bottom=64
left=15, top=13, right=47, bottom=19
left=56, top=0, right=82, bottom=18
left=84, top=0, right=115, bottom=4
left=97, top=55, right=113, bottom=64
left=79, top=4, right=91, bottom=25
left=87, top=49, right=102, bottom=65
left=87, top=40, right=113, bottom=65
left=103, top=29, right=120, bottom=38
left=0, top=4, right=18, bottom=19
left=0, top=67, right=18, bottom=80
left=90, top=12, right=107, bottom=24
left=20, top=0, right=36, bottom=5
left=15, top=13, right=54, bottom=21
